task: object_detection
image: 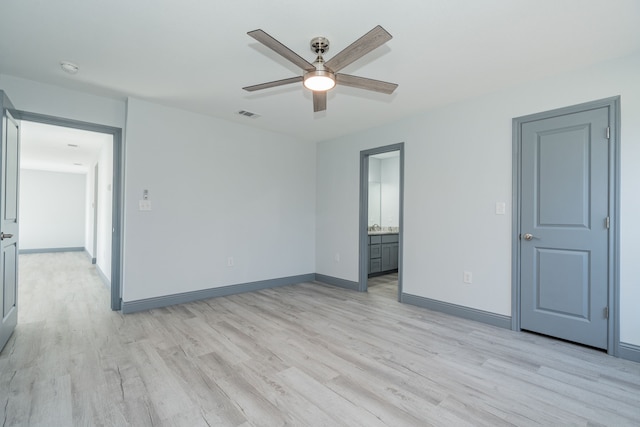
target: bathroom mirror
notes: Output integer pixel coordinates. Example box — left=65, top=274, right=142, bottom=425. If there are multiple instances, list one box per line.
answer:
left=368, top=181, right=381, bottom=227
left=368, top=151, right=399, bottom=230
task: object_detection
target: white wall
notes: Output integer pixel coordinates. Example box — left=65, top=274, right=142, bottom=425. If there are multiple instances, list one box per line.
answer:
left=0, top=75, right=125, bottom=128
left=0, top=74, right=118, bottom=281
left=84, top=164, right=96, bottom=259
left=96, top=143, right=113, bottom=282
left=2, top=75, right=316, bottom=305
left=4, top=54, right=637, bottom=348
left=20, top=169, right=86, bottom=250
left=316, top=52, right=640, bottom=347
left=123, top=98, right=316, bottom=301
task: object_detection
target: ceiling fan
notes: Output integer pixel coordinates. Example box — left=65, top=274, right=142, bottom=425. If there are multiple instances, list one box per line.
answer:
left=243, top=25, right=398, bottom=112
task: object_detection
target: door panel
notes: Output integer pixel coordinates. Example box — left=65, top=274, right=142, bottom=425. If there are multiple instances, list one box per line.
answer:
left=537, top=127, right=589, bottom=227
left=3, top=246, right=17, bottom=317
left=0, top=92, right=19, bottom=353
left=536, top=248, right=589, bottom=318
left=520, top=107, right=609, bottom=349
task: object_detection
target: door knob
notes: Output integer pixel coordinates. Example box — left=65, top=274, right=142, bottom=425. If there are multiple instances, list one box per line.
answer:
left=0, top=233, right=13, bottom=240
left=523, top=233, right=534, bottom=241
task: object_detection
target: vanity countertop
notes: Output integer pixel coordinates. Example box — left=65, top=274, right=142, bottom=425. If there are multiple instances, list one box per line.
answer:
left=368, top=231, right=399, bottom=235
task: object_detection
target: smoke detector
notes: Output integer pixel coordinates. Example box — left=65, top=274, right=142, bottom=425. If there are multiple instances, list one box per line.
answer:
left=60, top=61, right=79, bottom=75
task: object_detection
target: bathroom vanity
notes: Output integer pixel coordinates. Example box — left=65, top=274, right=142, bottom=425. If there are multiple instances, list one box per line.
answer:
left=368, top=233, right=398, bottom=276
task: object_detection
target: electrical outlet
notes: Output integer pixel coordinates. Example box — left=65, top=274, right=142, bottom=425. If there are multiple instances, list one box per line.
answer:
left=463, top=271, right=473, bottom=284
left=227, top=257, right=234, bottom=267
left=334, top=253, right=340, bottom=262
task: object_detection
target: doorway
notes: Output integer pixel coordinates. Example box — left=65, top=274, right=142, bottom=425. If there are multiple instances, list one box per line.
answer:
left=14, top=110, right=123, bottom=311
left=512, top=97, right=620, bottom=355
left=359, top=143, right=404, bottom=300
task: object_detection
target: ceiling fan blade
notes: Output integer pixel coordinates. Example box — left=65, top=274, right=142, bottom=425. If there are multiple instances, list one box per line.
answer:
left=336, top=74, right=398, bottom=94
left=248, top=29, right=316, bottom=72
left=243, top=76, right=303, bottom=92
left=324, top=25, right=392, bottom=73
left=313, top=91, right=327, bottom=112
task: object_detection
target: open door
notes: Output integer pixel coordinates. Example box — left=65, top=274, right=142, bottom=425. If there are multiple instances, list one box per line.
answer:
left=0, top=91, right=19, bottom=353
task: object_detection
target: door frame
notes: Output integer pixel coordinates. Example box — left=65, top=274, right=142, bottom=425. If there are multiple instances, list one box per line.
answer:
left=11, top=109, right=124, bottom=311
left=358, top=142, right=404, bottom=300
left=511, top=96, right=620, bottom=356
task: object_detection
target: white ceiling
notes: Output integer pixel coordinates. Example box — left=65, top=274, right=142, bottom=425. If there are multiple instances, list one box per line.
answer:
left=1, top=0, right=639, bottom=143
left=20, top=121, right=109, bottom=174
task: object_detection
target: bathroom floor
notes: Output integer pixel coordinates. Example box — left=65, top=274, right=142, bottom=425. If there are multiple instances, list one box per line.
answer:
left=368, top=271, right=398, bottom=299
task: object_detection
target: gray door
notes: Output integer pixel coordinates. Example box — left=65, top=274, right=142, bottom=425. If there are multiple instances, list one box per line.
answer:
left=520, top=107, right=609, bottom=349
left=0, top=93, right=19, bottom=352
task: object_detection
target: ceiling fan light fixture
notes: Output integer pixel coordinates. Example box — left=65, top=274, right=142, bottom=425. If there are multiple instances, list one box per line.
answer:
left=303, top=70, right=336, bottom=92
left=244, top=26, right=396, bottom=111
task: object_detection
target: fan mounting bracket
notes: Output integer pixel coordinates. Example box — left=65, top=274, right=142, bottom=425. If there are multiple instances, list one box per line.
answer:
left=310, top=37, right=329, bottom=55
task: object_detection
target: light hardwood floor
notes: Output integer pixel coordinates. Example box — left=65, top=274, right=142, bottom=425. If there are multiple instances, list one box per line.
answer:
left=1, top=253, right=639, bottom=426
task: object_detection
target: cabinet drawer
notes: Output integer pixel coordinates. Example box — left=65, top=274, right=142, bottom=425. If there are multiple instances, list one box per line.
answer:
left=369, top=235, right=382, bottom=244
left=370, top=244, right=381, bottom=259
left=381, top=234, right=399, bottom=243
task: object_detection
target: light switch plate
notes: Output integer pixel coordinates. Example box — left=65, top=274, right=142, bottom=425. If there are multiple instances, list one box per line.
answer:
left=495, top=202, right=506, bottom=215
left=463, top=271, right=473, bottom=284
left=139, top=200, right=152, bottom=211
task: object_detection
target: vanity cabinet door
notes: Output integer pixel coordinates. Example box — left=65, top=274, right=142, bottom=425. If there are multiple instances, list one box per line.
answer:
left=370, top=244, right=381, bottom=259
left=369, top=258, right=381, bottom=273
left=389, top=243, right=399, bottom=270
left=381, top=242, right=399, bottom=271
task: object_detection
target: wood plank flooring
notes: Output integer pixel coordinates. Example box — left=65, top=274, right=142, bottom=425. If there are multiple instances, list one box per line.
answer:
left=1, top=252, right=639, bottom=426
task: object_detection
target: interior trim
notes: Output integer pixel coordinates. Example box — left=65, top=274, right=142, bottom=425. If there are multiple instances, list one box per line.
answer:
left=402, top=293, right=512, bottom=329
left=314, top=274, right=359, bottom=291
left=121, top=273, right=316, bottom=314
left=618, top=343, right=640, bottom=363
left=19, top=247, right=84, bottom=254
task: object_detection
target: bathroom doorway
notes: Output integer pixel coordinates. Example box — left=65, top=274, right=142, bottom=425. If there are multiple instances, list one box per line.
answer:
left=358, top=143, right=404, bottom=300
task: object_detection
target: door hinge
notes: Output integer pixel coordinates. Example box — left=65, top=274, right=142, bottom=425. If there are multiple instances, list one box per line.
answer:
left=605, top=216, right=610, bottom=229
left=606, top=127, right=610, bottom=139
left=603, top=307, right=609, bottom=319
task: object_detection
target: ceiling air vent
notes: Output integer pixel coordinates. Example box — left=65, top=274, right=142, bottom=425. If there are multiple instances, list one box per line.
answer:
left=237, top=110, right=260, bottom=119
